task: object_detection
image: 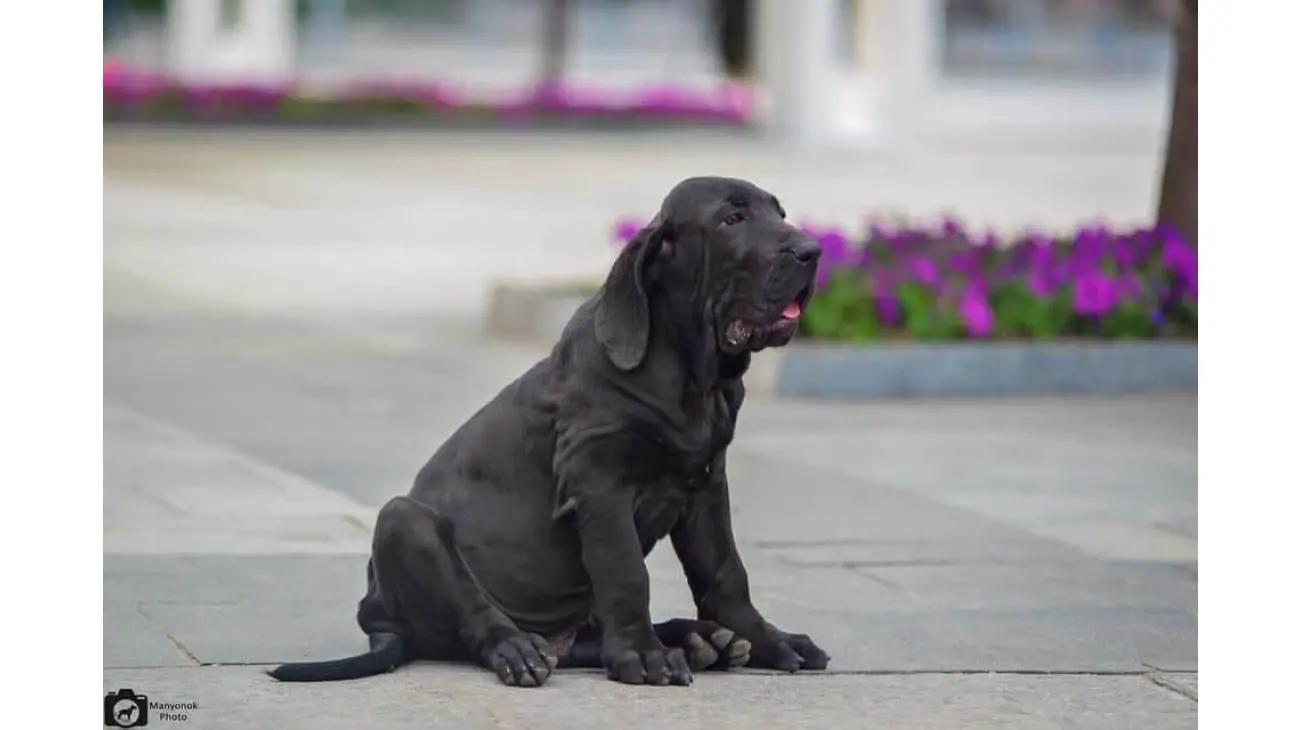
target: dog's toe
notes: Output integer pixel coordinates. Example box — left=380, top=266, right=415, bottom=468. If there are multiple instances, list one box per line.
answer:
left=706, top=625, right=750, bottom=669
left=684, top=632, right=719, bottom=670
left=728, top=637, right=752, bottom=667
left=485, top=633, right=555, bottom=688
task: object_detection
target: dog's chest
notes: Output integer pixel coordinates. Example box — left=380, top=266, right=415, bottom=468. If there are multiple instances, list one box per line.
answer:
left=663, top=389, right=735, bottom=476
left=630, top=393, right=733, bottom=551
left=632, top=491, right=689, bottom=554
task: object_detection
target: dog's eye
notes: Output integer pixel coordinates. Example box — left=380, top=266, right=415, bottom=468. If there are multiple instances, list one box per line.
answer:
left=721, top=212, right=745, bottom=227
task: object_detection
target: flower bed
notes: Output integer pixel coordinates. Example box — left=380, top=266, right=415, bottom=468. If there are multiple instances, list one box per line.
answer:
left=103, top=61, right=753, bottom=127
left=611, top=217, right=1197, bottom=342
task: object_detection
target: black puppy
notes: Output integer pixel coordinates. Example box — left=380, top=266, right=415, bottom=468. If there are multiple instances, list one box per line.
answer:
left=270, top=176, right=829, bottom=687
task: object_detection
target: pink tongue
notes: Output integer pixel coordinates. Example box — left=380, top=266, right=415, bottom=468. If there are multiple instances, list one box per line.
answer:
left=782, top=301, right=802, bottom=319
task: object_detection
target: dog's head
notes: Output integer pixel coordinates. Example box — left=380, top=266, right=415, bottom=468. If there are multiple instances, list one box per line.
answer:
left=595, top=176, right=821, bottom=373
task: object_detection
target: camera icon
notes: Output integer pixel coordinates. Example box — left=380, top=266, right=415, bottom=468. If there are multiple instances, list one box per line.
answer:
left=104, top=688, right=148, bottom=728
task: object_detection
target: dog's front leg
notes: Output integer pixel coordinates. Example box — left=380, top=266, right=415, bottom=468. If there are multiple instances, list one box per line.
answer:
left=571, top=488, right=694, bottom=686
left=670, top=454, right=831, bottom=673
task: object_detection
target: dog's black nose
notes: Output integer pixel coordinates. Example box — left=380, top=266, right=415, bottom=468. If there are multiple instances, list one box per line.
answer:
left=782, top=238, right=822, bottom=265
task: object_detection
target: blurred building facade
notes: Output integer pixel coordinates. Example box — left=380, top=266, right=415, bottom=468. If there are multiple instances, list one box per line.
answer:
left=104, top=0, right=1176, bottom=147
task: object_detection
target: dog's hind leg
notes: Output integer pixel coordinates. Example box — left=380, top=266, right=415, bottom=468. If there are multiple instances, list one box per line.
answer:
left=562, top=618, right=751, bottom=671
left=371, top=496, right=559, bottom=687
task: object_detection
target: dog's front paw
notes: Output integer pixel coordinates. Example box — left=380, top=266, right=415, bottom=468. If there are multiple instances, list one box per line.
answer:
left=747, top=629, right=830, bottom=673
left=602, top=634, right=693, bottom=686
left=482, top=631, right=559, bottom=687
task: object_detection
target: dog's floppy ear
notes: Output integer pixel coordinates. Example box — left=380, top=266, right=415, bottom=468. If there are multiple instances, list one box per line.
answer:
left=595, top=215, right=671, bottom=371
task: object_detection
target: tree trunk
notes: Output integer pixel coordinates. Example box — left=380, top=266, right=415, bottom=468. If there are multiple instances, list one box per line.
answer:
left=540, top=0, right=572, bottom=83
left=1156, top=0, right=1197, bottom=247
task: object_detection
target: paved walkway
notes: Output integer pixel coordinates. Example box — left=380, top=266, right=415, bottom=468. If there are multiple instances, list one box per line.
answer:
left=104, top=131, right=1195, bottom=728
left=103, top=127, right=1165, bottom=325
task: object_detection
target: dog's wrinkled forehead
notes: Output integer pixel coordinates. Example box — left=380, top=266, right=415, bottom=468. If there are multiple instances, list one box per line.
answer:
left=658, top=176, right=783, bottom=221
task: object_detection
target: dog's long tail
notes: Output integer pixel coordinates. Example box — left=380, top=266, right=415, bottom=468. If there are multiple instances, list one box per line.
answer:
left=267, top=632, right=408, bottom=682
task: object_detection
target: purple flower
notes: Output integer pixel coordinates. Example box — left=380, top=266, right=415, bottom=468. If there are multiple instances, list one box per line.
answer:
left=613, top=217, right=644, bottom=244
left=949, top=250, right=982, bottom=275
left=958, top=284, right=995, bottom=337
left=909, top=257, right=942, bottom=287
left=1073, top=271, right=1121, bottom=316
left=875, top=293, right=902, bottom=326
left=1112, top=236, right=1138, bottom=269
left=812, top=228, right=850, bottom=288
left=1116, top=273, right=1144, bottom=302
left=940, top=215, right=963, bottom=238
left=1023, top=229, right=1051, bottom=249
left=1028, top=240, right=1054, bottom=270
left=1027, top=270, right=1055, bottom=297
left=1160, top=230, right=1197, bottom=281
left=817, top=229, right=851, bottom=269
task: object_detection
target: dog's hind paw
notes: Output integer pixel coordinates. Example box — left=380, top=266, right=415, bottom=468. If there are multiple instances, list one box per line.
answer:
left=679, top=622, right=751, bottom=671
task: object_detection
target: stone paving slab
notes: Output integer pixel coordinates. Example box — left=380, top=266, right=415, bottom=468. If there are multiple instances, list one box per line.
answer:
left=104, top=403, right=374, bottom=519
left=736, top=408, right=1196, bottom=565
left=101, top=665, right=1196, bottom=730
left=104, top=603, right=194, bottom=669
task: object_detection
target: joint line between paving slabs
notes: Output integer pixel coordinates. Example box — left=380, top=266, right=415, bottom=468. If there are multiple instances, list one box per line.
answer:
left=804, top=669, right=1156, bottom=677
left=1146, top=673, right=1198, bottom=702
left=136, top=605, right=203, bottom=666
left=176, top=663, right=1169, bottom=678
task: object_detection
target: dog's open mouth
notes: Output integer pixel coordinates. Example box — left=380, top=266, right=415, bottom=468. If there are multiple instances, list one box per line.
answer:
left=722, top=285, right=812, bottom=353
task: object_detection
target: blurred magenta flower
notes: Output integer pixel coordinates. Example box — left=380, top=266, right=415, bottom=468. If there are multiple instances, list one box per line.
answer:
left=814, top=228, right=850, bottom=287
left=1028, top=240, right=1054, bottom=270
left=1116, top=273, right=1144, bottom=302
left=817, top=228, right=850, bottom=265
left=612, top=217, right=645, bottom=244
left=948, top=249, right=981, bottom=275
left=106, top=75, right=754, bottom=124
left=1027, top=270, right=1054, bottom=297
left=1073, top=271, right=1121, bottom=316
left=909, top=257, right=942, bottom=287
left=939, top=215, right=963, bottom=238
left=1160, top=230, right=1197, bottom=280
left=958, top=284, right=995, bottom=337
left=875, top=293, right=902, bottom=326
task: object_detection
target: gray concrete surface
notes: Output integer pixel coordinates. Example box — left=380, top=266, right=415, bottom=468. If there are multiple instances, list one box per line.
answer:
left=774, top=341, right=1198, bottom=399
left=104, top=130, right=1195, bottom=728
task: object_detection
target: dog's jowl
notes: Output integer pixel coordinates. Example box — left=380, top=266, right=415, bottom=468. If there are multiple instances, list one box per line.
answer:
left=269, top=177, right=831, bottom=687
